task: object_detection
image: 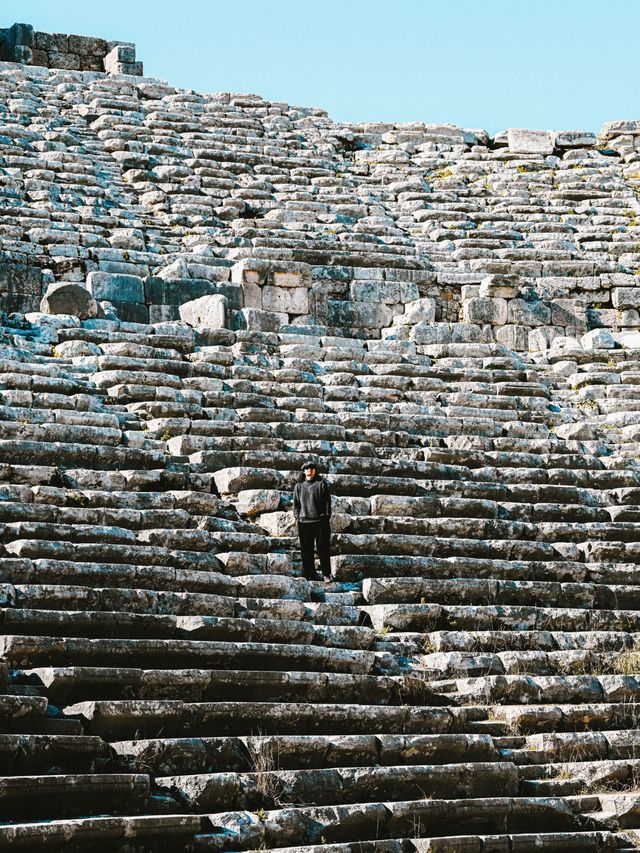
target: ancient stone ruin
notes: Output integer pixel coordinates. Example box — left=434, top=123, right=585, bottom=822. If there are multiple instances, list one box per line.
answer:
left=3, top=18, right=640, bottom=852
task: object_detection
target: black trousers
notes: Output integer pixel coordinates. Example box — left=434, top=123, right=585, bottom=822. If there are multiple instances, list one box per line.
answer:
left=298, top=518, right=331, bottom=579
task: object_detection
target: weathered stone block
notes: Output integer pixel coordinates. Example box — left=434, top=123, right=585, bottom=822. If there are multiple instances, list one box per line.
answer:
left=110, top=300, right=149, bottom=324
left=612, top=288, right=640, bottom=309
left=581, top=328, right=616, bottom=350
left=87, top=272, right=144, bottom=303
left=236, top=489, right=281, bottom=517
left=231, top=258, right=312, bottom=288
left=507, top=128, right=556, bottom=154
left=507, top=299, right=551, bottom=326
left=235, top=308, right=286, bottom=332
left=495, top=324, right=527, bottom=351
left=328, top=300, right=394, bottom=329
left=393, top=298, right=436, bottom=327
left=261, top=286, right=309, bottom=315
left=179, top=295, right=227, bottom=329
left=479, top=275, right=518, bottom=298
left=463, top=297, right=508, bottom=325
left=40, top=283, right=97, bottom=320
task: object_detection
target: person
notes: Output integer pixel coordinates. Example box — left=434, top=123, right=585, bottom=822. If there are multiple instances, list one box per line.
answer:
left=293, top=461, right=332, bottom=581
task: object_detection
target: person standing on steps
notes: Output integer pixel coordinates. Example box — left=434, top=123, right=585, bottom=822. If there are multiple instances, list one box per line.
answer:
left=293, top=461, right=332, bottom=582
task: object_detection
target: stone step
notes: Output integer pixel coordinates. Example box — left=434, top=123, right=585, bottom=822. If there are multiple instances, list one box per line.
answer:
left=363, top=603, right=640, bottom=633
left=0, top=814, right=204, bottom=851
left=0, top=773, right=149, bottom=820
left=113, top=732, right=497, bottom=775
left=200, top=795, right=602, bottom=848
left=520, top=757, right=640, bottom=796
left=503, top=729, right=640, bottom=766
left=426, top=630, right=635, bottom=653
left=156, top=760, right=519, bottom=811
left=3, top=581, right=362, bottom=625
left=0, top=734, right=119, bottom=774
left=22, top=667, right=431, bottom=705
left=62, top=699, right=459, bottom=739
left=0, top=609, right=373, bottom=649
left=0, top=635, right=379, bottom=674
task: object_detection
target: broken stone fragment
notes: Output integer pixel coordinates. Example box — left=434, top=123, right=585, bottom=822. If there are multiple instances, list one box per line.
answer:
left=179, top=295, right=228, bottom=329
left=40, top=283, right=98, bottom=320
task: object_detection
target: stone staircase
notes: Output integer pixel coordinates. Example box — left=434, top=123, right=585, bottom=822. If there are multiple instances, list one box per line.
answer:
left=0, top=309, right=637, bottom=851
left=2, top=20, right=640, bottom=853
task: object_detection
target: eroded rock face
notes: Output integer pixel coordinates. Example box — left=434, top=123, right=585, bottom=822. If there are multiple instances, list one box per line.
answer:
left=179, top=294, right=227, bottom=329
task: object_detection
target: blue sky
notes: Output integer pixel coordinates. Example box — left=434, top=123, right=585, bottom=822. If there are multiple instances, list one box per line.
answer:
left=5, top=0, right=640, bottom=135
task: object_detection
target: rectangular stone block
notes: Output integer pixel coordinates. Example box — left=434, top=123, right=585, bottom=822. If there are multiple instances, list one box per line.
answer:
left=87, top=272, right=144, bottom=303
left=328, top=299, right=394, bottom=329
left=9, top=23, right=34, bottom=47
left=507, top=298, right=551, bottom=327
left=110, top=301, right=149, bottom=324
left=262, top=285, right=309, bottom=315
left=495, top=324, right=527, bottom=351
left=612, top=288, right=640, bottom=309
left=0, top=260, right=41, bottom=296
left=148, top=304, right=180, bottom=324
left=463, top=297, right=508, bottom=325
left=507, top=128, right=556, bottom=154
left=144, top=277, right=218, bottom=306
left=350, top=281, right=401, bottom=303
left=68, top=35, right=107, bottom=56
left=48, top=51, right=80, bottom=70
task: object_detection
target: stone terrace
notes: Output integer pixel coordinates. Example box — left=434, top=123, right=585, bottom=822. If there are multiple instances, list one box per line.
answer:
left=2, top=22, right=640, bottom=853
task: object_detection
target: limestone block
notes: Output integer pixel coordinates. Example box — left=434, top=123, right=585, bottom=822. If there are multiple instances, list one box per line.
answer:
left=393, top=298, right=436, bottom=326
left=105, top=44, right=135, bottom=69
left=68, top=35, right=107, bottom=56
left=581, top=328, right=616, bottom=350
left=258, top=511, right=297, bottom=537
left=231, top=258, right=312, bottom=288
left=600, top=120, right=640, bottom=139
left=350, top=281, right=401, bottom=303
left=261, top=286, right=309, bottom=315
left=551, top=298, right=587, bottom=327
left=235, top=308, right=286, bottom=332
left=179, top=295, right=227, bottom=329
left=495, top=324, right=527, bottom=351
left=528, top=327, right=563, bottom=351
left=214, top=467, right=283, bottom=494
left=507, top=299, right=551, bottom=327
left=612, top=288, right=640, bottom=309
left=241, top=279, right=262, bottom=310
left=552, top=359, right=578, bottom=377
left=463, top=297, right=508, bottom=325
left=236, top=489, right=281, bottom=517
left=479, top=275, right=518, bottom=298
left=549, top=336, right=582, bottom=356
left=507, top=128, right=556, bottom=154
left=40, top=283, right=97, bottom=320
left=555, top=130, right=596, bottom=148
left=10, top=23, right=35, bottom=47
left=618, top=309, right=640, bottom=327
left=328, top=300, right=394, bottom=329
left=87, top=272, right=144, bottom=303
left=555, top=422, right=598, bottom=441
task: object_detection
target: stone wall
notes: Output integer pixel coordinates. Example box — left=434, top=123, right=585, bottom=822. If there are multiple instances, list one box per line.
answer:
left=0, top=22, right=142, bottom=74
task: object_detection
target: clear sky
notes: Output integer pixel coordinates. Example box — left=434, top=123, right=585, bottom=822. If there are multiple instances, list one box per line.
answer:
left=5, top=0, right=640, bottom=135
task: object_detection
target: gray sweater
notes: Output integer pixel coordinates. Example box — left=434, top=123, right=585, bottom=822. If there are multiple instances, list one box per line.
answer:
left=293, top=476, right=331, bottom=522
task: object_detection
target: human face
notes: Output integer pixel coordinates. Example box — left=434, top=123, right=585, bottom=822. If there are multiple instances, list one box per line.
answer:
left=305, top=466, right=316, bottom=480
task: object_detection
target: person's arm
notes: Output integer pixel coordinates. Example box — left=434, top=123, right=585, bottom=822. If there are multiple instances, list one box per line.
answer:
left=324, top=481, right=332, bottom=518
left=293, top=484, right=300, bottom=520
